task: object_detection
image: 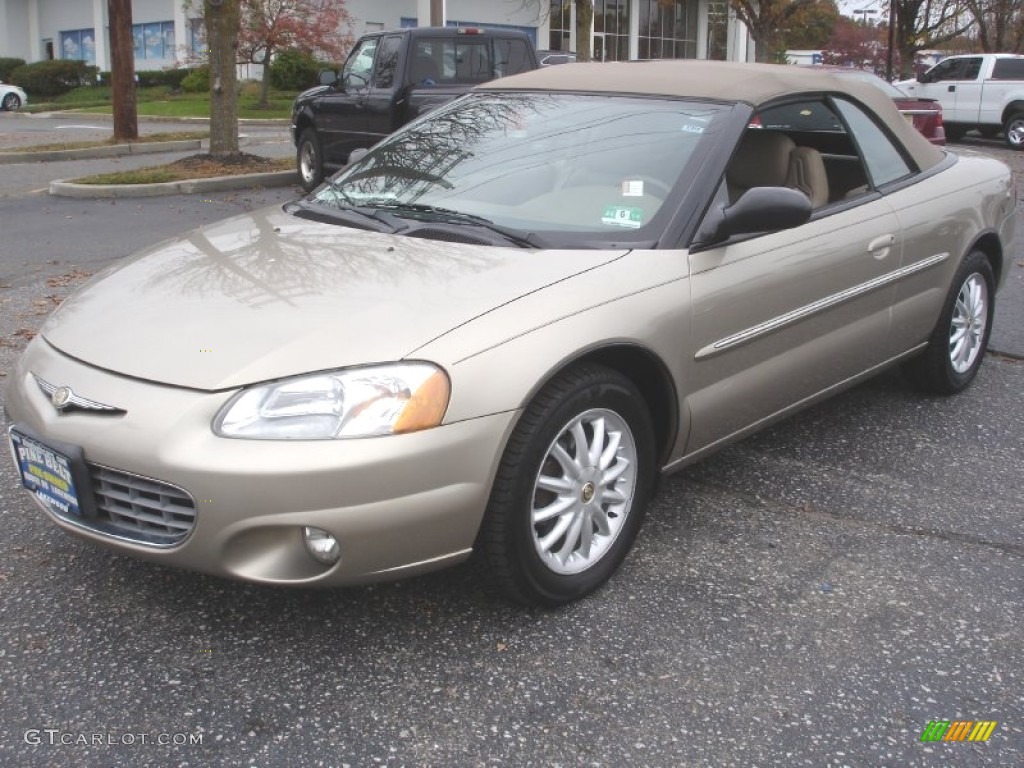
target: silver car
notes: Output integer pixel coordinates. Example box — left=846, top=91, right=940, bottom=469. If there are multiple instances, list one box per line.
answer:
left=5, top=61, right=1015, bottom=606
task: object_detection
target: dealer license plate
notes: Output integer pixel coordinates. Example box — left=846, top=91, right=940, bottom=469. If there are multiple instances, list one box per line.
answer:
left=8, top=428, right=82, bottom=517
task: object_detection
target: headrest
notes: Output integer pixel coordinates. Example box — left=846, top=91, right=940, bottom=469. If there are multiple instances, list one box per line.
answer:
left=727, top=131, right=797, bottom=190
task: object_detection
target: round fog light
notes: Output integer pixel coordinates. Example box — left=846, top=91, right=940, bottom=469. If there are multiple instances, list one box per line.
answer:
left=302, top=526, right=341, bottom=566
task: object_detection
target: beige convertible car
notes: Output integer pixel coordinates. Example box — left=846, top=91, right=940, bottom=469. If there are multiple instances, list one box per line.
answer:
left=5, top=62, right=1016, bottom=606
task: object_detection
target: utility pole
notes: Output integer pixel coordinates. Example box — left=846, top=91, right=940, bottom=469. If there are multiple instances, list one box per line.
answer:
left=108, top=0, right=138, bottom=141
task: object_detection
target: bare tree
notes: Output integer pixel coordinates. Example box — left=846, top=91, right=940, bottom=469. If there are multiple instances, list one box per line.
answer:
left=962, top=0, right=1024, bottom=51
left=891, top=0, right=970, bottom=78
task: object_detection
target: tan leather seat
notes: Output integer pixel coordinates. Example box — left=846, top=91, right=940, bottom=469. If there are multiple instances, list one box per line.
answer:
left=726, top=132, right=796, bottom=202
left=787, top=146, right=830, bottom=207
left=727, top=131, right=830, bottom=207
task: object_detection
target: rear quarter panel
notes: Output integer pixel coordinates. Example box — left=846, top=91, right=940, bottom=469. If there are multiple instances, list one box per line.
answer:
left=887, top=151, right=1015, bottom=352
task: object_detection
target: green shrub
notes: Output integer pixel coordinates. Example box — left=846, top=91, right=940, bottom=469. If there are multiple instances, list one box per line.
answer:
left=180, top=66, right=210, bottom=93
left=9, top=60, right=98, bottom=97
left=270, top=50, right=331, bottom=91
left=136, top=68, right=192, bottom=89
left=0, top=57, right=26, bottom=82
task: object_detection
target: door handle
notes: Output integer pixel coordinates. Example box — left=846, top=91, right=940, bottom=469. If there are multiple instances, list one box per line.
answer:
left=868, top=234, right=895, bottom=260
left=948, top=84, right=956, bottom=92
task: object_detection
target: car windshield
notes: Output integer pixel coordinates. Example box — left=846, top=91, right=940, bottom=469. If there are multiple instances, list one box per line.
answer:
left=310, top=92, right=729, bottom=241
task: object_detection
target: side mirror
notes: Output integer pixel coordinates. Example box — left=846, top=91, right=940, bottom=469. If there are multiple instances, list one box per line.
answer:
left=318, top=69, right=338, bottom=87
left=698, top=187, right=812, bottom=246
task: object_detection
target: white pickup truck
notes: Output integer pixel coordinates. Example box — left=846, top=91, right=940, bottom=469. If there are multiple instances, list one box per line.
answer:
left=897, top=53, right=1024, bottom=148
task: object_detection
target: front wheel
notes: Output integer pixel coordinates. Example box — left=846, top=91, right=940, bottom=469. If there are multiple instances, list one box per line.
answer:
left=1, top=93, right=20, bottom=111
left=478, top=365, right=656, bottom=607
left=296, top=128, right=323, bottom=192
left=904, top=250, right=995, bottom=394
left=1003, top=112, right=1024, bottom=149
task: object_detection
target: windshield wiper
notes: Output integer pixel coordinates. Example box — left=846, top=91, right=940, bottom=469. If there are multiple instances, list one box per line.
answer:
left=284, top=198, right=399, bottom=233
left=371, top=203, right=541, bottom=248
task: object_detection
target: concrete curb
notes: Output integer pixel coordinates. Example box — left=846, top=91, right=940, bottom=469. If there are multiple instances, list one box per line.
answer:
left=49, top=170, right=299, bottom=198
left=20, top=111, right=289, bottom=127
left=0, top=139, right=203, bottom=164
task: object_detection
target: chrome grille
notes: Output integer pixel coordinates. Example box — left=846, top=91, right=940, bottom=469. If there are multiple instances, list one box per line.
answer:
left=86, top=465, right=196, bottom=546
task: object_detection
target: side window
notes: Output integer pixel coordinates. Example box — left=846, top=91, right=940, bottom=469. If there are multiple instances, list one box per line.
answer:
left=992, top=58, right=1024, bottom=79
left=454, top=41, right=492, bottom=81
left=373, top=35, right=401, bottom=88
left=927, top=59, right=960, bottom=82
left=962, top=57, right=983, bottom=79
left=343, top=38, right=377, bottom=89
left=832, top=98, right=912, bottom=187
left=494, top=39, right=531, bottom=77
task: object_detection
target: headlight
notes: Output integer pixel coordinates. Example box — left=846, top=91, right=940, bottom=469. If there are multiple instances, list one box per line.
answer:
left=213, top=362, right=450, bottom=440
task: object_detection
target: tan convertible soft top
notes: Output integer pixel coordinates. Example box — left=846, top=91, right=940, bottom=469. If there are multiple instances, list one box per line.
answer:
left=483, top=60, right=944, bottom=172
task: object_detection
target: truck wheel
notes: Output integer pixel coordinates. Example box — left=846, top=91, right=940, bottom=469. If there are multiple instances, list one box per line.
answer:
left=1003, top=113, right=1024, bottom=149
left=297, top=128, right=324, bottom=192
left=943, top=124, right=966, bottom=142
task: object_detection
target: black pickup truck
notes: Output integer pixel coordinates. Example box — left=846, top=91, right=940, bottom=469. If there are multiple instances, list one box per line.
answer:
left=291, top=26, right=541, bottom=190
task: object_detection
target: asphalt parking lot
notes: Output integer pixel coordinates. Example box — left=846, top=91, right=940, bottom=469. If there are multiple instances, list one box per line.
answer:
left=0, top=116, right=1021, bottom=767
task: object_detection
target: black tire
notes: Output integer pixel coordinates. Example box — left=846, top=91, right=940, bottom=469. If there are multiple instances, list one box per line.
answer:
left=296, top=127, right=323, bottom=192
left=1003, top=112, right=1024, bottom=150
left=2, top=93, right=20, bottom=111
left=904, top=250, right=995, bottom=395
left=944, top=124, right=966, bottom=142
left=478, top=364, right=656, bottom=607
left=977, top=126, right=1000, bottom=139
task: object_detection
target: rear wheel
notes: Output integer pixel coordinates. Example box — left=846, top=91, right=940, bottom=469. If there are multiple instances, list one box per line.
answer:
left=944, top=124, right=966, bottom=142
left=478, top=365, right=656, bottom=607
left=1, top=93, right=20, bottom=111
left=297, top=128, right=323, bottom=192
left=904, top=250, right=994, bottom=394
left=1003, top=112, right=1024, bottom=149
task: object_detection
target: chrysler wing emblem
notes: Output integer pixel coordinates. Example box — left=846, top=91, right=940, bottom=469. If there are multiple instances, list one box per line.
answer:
left=33, top=374, right=126, bottom=415
left=51, top=386, right=72, bottom=409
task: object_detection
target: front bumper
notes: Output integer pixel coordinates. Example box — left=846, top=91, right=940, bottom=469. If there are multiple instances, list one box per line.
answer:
left=5, top=338, right=516, bottom=586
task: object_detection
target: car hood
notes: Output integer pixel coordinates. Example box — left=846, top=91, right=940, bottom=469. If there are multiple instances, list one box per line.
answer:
left=40, top=206, right=627, bottom=391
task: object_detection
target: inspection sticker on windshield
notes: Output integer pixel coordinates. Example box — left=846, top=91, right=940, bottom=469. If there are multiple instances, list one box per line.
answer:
left=602, top=206, right=643, bottom=228
left=621, top=180, right=644, bottom=197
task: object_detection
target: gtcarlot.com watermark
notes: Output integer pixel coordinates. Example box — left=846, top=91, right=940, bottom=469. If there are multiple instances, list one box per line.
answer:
left=24, top=729, right=203, bottom=747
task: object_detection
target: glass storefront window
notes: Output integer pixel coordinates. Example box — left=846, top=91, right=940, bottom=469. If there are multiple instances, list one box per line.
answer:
left=549, top=0, right=571, bottom=51
left=638, top=0, right=698, bottom=60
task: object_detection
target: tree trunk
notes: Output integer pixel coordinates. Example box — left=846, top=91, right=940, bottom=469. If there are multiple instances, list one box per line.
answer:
left=108, top=0, right=138, bottom=141
left=575, top=0, right=593, bottom=62
left=259, top=45, right=273, bottom=108
left=208, top=0, right=240, bottom=158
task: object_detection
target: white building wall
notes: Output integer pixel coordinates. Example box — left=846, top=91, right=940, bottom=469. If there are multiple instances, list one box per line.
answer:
left=3, top=0, right=756, bottom=69
left=342, top=0, right=411, bottom=37
left=0, top=0, right=32, bottom=61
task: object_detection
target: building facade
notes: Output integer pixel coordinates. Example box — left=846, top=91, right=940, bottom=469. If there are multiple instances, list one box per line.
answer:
left=0, top=0, right=754, bottom=73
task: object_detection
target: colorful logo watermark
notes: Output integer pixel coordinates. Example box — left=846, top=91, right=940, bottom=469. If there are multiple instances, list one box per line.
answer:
left=920, top=720, right=998, bottom=742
